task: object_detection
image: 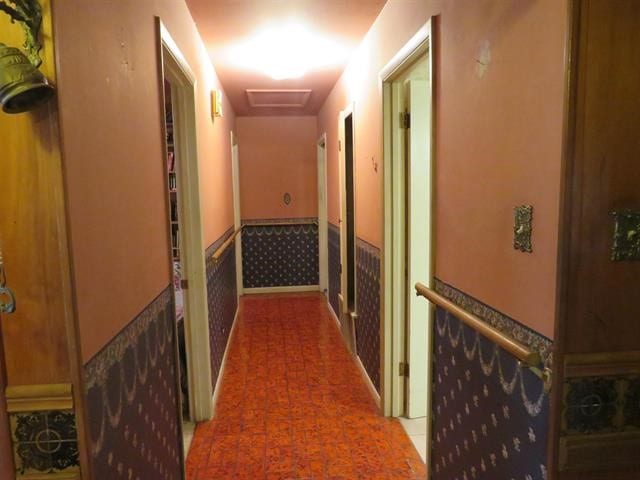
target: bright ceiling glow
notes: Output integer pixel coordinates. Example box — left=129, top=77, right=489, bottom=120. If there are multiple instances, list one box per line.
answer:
left=224, top=21, right=350, bottom=80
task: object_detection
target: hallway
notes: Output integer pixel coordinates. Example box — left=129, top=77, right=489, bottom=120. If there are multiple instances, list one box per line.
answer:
left=185, top=294, right=426, bottom=479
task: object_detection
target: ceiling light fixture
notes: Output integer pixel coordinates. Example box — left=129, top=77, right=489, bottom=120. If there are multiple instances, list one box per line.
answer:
left=224, top=20, right=350, bottom=80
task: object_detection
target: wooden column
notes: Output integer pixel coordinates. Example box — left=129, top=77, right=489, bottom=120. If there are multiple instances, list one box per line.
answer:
left=0, top=1, right=87, bottom=478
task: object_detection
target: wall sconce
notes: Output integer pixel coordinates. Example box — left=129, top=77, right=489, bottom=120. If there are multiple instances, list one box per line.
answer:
left=211, top=89, right=223, bottom=119
left=0, top=0, right=55, bottom=114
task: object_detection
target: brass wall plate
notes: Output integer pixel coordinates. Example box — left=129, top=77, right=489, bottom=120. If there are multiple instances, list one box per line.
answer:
left=514, top=205, right=533, bottom=253
left=611, top=211, right=640, bottom=261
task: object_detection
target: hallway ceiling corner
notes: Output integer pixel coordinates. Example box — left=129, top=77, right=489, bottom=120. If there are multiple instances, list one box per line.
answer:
left=185, top=0, right=386, bottom=116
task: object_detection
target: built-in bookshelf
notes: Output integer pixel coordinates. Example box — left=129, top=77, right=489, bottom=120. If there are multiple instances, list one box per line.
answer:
left=166, top=107, right=180, bottom=262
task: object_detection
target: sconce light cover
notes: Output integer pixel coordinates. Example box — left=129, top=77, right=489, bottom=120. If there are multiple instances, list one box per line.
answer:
left=0, top=43, right=54, bottom=114
left=211, top=89, right=223, bottom=118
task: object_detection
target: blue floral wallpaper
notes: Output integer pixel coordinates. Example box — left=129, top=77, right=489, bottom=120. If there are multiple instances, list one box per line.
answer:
left=355, top=238, right=381, bottom=393
left=241, top=219, right=319, bottom=288
left=328, top=223, right=341, bottom=318
left=431, top=281, right=551, bottom=480
left=84, top=288, right=183, bottom=480
left=205, top=228, right=238, bottom=390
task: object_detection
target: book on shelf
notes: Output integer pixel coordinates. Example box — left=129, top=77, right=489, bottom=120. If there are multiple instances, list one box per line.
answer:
left=167, top=151, right=175, bottom=172
left=171, top=228, right=180, bottom=249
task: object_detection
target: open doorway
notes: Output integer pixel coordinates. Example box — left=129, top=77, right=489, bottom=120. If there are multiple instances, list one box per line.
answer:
left=339, top=105, right=357, bottom=354
left=381, top=21, right=434, bottom=461
left=231, top=131, right=243, bottom=295
left=163, top=78, right=191, bottom=428
left=158, top=20, right=214, bottom=456
left=317, top=133, right=329, bottom=296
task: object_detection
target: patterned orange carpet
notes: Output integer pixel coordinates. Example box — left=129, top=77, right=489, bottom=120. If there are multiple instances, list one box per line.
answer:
left=186, top=293, right=426, bottom=479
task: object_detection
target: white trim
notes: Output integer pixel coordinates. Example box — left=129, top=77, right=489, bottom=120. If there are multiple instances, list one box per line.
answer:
left=379, top=22, right=431, bottom=81
left=380, top=17, right=434, bottom=444
left=243, top=285, right=320, bottom=295
left=327, top=296, right=342, bottom=330
left=325, top=296, right=380, bottom=408
left=231, top=131, right=243, bottom=295
left=160, top=21, right=213, bottom=422
left=212, top=307, right=240, bottom=415
left=317, top=133, right=329, bottom=294
left=160, top=23, right=196, bottom=84
left=355, top=355, right=381, bottom=408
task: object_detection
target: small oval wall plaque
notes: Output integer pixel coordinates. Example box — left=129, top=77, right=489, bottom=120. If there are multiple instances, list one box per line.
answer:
left=283, top=193, right=291, bottom=205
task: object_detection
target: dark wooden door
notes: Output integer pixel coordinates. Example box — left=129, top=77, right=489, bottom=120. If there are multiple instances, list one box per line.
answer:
left=552, top=1, right=640, bottom=478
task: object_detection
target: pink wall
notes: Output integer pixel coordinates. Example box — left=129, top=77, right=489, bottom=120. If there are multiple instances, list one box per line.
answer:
left=53, top=0, right=236, bottom=361
left=317, top=0, right=567, bottom=338
left=237, top=117, right=318, bottom=220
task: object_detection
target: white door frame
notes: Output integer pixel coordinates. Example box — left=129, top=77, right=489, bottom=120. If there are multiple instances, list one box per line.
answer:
left=231, top=131, right=243, bottom=295
left=338, top=103, right=358, bottom=354
left=317, top=133, right=328, bottom=295
left=380, top=20, right=434, bottom=424
left=159, top=21, right=213, bottom=421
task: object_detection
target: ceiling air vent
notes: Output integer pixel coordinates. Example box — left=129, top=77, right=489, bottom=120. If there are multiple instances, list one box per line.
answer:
left=246, top=89, right=312, bottom=108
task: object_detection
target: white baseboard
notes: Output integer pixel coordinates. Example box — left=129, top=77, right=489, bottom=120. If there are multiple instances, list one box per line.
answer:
left=355, top=354, right=381, bottom=408
left=325, top=296, right=381, bottom=408
left=211, top=306, right=240, bottom=415
left=327, top=298, right=342, bottom=329
left=243, top=285, right=320, bottom=294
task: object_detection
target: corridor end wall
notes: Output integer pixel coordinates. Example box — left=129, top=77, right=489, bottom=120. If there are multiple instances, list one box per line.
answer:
left=236, top=116, right=320, bottom=290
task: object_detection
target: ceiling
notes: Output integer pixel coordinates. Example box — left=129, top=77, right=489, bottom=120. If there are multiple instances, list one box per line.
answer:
left=186, top=0, right=387, bottom=116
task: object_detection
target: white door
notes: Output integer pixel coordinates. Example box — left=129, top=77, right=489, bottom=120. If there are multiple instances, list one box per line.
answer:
left=231, top=132, right=243, bottom=295
left=317, top=135, right=329, bottom=294
left=405, top=77, right=432, bottom=418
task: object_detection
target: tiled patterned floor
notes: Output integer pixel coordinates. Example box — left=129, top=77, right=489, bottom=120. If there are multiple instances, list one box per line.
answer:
left=186, top=293, right=427, bottom=479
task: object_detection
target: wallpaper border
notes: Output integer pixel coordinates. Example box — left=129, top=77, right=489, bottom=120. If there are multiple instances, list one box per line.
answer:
left=434, top=278, right=553, bottom=367
left=84, top=287, right=173, bottom=387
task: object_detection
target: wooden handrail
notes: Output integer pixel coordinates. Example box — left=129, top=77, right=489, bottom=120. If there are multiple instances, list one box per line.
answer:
left=415, top=282, right=541, bottom=367
left=211, top=226, right=243, bottom=264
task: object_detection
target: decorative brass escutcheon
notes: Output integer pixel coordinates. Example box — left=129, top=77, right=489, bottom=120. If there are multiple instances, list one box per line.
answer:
left=611, top=211, right=640, bottom=261
left=514, top=205, right=533, bottom=253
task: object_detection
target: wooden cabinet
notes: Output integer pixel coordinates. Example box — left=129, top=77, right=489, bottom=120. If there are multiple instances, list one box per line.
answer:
left=551, top=2, right=640, bottom=478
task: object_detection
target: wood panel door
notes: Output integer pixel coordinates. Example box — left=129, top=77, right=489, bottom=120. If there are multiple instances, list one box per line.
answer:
left=0, top=1, right=87, bottom=477
left=552, top=1, right=640, bottom=478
